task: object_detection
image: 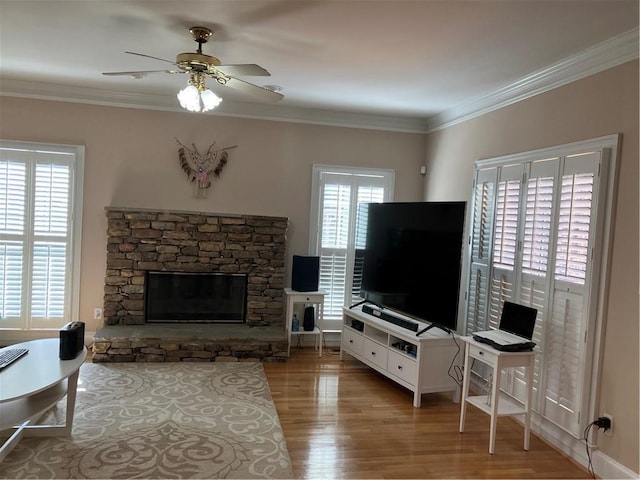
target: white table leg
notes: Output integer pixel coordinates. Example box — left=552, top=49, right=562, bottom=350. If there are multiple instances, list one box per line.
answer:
left=488, top=362, right=501, bottom=455
left=524, top=359, right=534, bottom=450
left=459, top=344, right=471, bottom=432
left=318, top=304, right=323, bottom=358
left=24, top=371, right=81, bottom=437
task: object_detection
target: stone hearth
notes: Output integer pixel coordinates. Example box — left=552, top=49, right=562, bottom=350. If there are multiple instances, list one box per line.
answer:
left=93, top=207, right=289, bottom=363
left=92, top=324, right=288, bottom=363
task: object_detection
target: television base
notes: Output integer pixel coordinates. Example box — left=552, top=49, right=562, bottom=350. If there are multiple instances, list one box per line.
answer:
left=416, top=323, right=452, bottom=336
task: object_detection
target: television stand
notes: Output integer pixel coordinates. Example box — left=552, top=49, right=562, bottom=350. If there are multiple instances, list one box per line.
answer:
left=341, top=306, right=461, bottom=407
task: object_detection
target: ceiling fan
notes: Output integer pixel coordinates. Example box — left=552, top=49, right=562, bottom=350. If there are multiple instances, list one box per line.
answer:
left=103, top=26, right=283, bottom=111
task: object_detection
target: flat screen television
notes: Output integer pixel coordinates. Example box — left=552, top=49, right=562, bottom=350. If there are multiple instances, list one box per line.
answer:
left=357, top=201, right=466, bottom=334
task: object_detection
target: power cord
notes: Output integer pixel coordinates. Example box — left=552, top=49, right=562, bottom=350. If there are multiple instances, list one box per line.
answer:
left=447, top=332, right=464, bottom=387
left=583, top=416, right=612, bottom=478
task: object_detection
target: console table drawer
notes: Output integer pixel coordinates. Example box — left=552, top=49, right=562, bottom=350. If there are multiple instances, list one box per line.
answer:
left=342, top=328, right=364, bottom=356
left=468, top=343, right=498, bottom=367
left=388, top=350, right=416, bottom=385
left=363, top=338, right=388, bottom=369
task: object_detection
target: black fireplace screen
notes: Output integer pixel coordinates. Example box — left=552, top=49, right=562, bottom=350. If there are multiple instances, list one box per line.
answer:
left=145, top=271, right=247, bottom=323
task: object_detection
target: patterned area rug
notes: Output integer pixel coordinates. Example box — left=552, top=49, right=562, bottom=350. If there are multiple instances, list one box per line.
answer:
left=0, top=362, right=292, bottom=479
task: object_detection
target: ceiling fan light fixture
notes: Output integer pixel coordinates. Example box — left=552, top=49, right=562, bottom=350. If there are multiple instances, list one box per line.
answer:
left=177, top=84, right=200, bottom=112
left=200, top=89, right=222, bottom=111
left=177, top=75, right=222, bottom=113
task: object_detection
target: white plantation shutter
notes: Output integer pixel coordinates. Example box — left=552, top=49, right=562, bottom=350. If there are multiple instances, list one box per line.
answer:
left=351, top=203, right=369, bottom=301
left=311, top=166, right=394, bottom=323
left=540, top=152, right=599, bottom=435
left=544, top=289, right=585, bottom=428
left=465, top=167, right=497, bottom=334
left=34, top=163, right=70, bottom=236
left=0, top=142, right=83, bottom=330
left=31, top=162, right=71, bottom=320
left=511, top=158, right=558, bottom=401
left=493, top=180, right=520, bottom=269
left=0, top=160, right=26, bottom=233
left=522, top=171, right=556, bottom=276
left=464, top=137, right=615, bottom=438
left=0, top=160, right=27, bottom=321
left=350, top=187, right=385, bottom=303
left=489, top=166, right=521, bottom=328
left=0, top=242, right=23, bottom=317
left=554, top=172, right=593, bottom=283
left=319, top=251, right=348, bottom=317
left=318, top=179, right=351, bottom=318
left=31, top=242, right=67, bottom=318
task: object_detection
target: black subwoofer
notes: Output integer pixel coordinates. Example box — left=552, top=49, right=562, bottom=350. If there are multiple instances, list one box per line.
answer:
left=59, top=321, right=85, bottom=360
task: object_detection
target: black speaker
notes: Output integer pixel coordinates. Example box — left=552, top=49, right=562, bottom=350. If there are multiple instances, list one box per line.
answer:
left=60, top=321, right=85, bottom=360
left=291, top=255, right=320, bottom=292
left=303, top=306, right=315, bottom=331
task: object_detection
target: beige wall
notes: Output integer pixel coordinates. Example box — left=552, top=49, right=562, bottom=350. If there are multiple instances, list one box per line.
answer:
left=0, top=97, right=426, bottom=334
left=423, top=60, right=639, bottom=473
left=1, top=59, right=637, bottom=473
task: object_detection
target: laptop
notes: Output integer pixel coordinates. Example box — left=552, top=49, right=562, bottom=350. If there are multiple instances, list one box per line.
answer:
left=472, top=301, right=537, bottom=351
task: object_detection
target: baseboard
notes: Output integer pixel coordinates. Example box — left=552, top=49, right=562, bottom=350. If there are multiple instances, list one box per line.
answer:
left=593, top=450, right=639, bottom=479
left=0, top=329, right=96, bottom=348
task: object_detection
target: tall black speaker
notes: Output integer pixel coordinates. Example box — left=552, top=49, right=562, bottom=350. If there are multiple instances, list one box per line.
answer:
left=291, top=255, right=320, bottom=292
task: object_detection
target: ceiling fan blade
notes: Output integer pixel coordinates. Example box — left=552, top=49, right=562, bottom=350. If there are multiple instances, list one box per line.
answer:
left=223, top=77, right=284, bottom=102
left=217, top=64, right=271, bottom=77
left=125, top=51, right=178, bottom=66
left=102, top=70, right=180, bottom=77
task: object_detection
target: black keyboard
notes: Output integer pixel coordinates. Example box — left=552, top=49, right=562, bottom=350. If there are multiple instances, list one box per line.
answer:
left=0, top=348, right=29, bottom=369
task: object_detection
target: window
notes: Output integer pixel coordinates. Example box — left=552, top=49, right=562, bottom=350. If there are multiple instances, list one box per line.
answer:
left=463, top=136, right=618, bottom=438
left=0, top=141, right=84, bottom=330
left=310, top=165, right=394, bottom=328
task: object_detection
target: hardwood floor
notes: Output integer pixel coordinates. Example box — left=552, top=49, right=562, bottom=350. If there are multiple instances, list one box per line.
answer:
left=264, top=347, right=590, bottom=479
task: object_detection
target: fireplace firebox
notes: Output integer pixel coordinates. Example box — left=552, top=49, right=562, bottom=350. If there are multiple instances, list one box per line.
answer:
left=145, top=271, right=247, bottom=324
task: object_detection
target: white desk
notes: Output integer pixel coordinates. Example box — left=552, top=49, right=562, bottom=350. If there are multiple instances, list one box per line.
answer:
left=284, top=288, right=326, bottom=357
left=458, top=336, right=536, bottom=454
left=0, top=338, right=87, bottom=462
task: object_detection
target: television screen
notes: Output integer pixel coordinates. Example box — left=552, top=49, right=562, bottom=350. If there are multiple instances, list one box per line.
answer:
left=358, top=201, right=466, bottom=333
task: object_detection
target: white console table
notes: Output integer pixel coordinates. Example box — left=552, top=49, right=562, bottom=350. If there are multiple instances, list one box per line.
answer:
left=458, top=336, right=536, bottom=454
left=0, top=338, right=87, bottom=462
left=341, top=305, right=461, bottom=407
left=284, top=288, right=326, bottom=357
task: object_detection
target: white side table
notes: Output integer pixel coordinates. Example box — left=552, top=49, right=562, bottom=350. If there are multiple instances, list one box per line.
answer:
left=0, top=338, right=87, bottom=462
left=458, top=336, right=536, bottom=454
left=284, top=288, right=326, bottom=357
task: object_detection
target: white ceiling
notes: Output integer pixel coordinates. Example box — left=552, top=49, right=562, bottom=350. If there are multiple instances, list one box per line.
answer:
left=1, top=0, right=638, bottom=132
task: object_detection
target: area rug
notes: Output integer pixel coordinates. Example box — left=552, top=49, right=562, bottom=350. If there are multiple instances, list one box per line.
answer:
left=0, top=362, right=292, bottom=479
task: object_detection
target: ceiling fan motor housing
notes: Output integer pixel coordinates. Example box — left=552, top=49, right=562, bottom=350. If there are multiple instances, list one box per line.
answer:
left=176, top=52, right=222, bottom=72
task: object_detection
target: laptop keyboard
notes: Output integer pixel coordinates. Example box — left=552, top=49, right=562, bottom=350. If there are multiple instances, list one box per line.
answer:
left=0, top=348, right=29, bottom=369
left=491, top=330, right=522, bottom=343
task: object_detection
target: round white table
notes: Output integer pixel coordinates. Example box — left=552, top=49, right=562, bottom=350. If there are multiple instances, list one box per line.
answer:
left=0, top=338, right=87, bottom=462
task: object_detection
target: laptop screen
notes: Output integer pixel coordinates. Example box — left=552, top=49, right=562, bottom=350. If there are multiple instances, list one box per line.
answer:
left=499, top=301, right=537, bottom=339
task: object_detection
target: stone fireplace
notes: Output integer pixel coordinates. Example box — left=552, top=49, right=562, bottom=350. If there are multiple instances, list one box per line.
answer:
left=92, top=207, right=289, bottom=363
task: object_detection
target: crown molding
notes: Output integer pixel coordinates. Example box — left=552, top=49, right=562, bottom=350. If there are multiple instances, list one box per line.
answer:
left=1, top=27, right=637, bottom=134
left=0, top=79, right=429, bottom=134
left=424, top=27, right=639, bottom=133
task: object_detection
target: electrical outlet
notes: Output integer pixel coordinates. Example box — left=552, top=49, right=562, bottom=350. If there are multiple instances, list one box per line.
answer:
left=94, top=307, right=103, bottom=320
left=603, top=413, right=613, bottom=436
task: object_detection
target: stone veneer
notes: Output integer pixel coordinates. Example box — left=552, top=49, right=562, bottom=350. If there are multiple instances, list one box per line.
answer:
left=93, top=207, right=289, bottom=363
